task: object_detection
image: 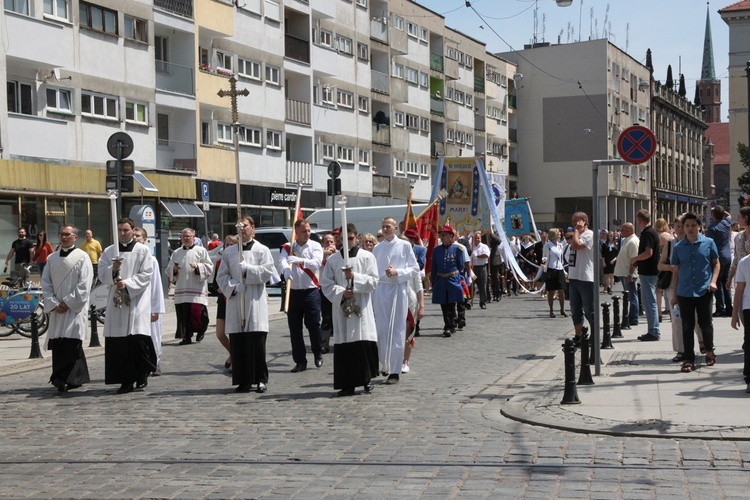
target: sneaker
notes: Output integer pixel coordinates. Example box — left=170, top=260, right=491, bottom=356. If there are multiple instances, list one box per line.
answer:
left=401, top=363, right=410, bottom=374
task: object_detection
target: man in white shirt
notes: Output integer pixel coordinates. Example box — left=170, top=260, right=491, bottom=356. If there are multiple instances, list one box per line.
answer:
left=568, top=212, right=595, bottom=343
left=613, top=222, right=640, bottom=326
left=470, top=232, right=490, bottom=309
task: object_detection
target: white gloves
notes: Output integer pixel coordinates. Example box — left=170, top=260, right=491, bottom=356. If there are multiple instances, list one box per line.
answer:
left=239, top=260, right=251, bottom=272
left=286, top=256, right=303, bottom=265
left=234, top=283, right=246, bottom=294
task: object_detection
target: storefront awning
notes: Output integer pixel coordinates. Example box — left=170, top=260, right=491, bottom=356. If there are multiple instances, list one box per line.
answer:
left=160, top=200, right=204, bottom=218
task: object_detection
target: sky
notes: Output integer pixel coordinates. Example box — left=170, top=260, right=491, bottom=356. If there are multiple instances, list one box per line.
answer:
left=416, top=0, right=731, bottom=120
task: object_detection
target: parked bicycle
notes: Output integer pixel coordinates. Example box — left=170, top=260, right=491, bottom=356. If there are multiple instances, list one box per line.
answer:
left=0, top=266, right=49, bottom=338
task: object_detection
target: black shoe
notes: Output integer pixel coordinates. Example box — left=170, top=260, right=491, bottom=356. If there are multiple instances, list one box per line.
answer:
left=465, top=303, right=472, bottom=310
left=66, top=383, right=81, bottom=391
left=291, top=364, right=307, bottom=373
left=178, top=338, right=192, bottom=345
left=458, top=321, right=466, bottom=330
left=52, top=379, right=66, bottom=393
left=256, top=382, right=267, bottom=393
left=385, top=374, right=400, bottom=385
left=638, top=334, right=660, bottom=342
left=224, top=361, right=232, bottom=370
left=151, top=366, right=161, bottom=377
left=321, top=346, right=330, bottom=354
left=235, top=384, right=251, bottom=393
left=364, top=383, right=374, bottom=393
left=117, top=383, right=134, bottom=394
left=712, top=311, right=723, bottom=317
left=196, top=332, right=205, bottom=342
left=443, top=330, right=451, bottom=337
left=334, top=387, right=355, bottom=397
left=314, top=355, right=323, bottom=368
left=136, top=380, right=148, bottom=390
left=480, top=304, right=486, bottom=309
left=450, top=327, right=456, bottom=335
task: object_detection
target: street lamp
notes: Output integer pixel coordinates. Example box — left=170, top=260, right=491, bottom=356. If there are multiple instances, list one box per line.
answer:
left=556, top=0, right=574, bottom=6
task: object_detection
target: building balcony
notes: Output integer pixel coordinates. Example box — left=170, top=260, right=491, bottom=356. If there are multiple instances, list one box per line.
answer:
left=509, top=128, right=518, bottom=142
left=474, top=75, right=485, bottom=93
left=474, top=114, right=485, bottom=131
left=285, top=33, right=310, bottom=64
left=154, top=0, right=193, bottom=18
left=431, top=141, right=445, bottom=158
left=286, top=161, right=313, bottom=186
left=4, top=11, right=72, bottom=68
left=430, top=96, right=444, bottom=116
left=508, top=94, right=517, bottom=109
left=430, top=52, right=444, bottom=73
left=371, top=70, right=389, bottom=94
left=286, top=98, right=310, bottom=125
left=371, top=18, right=388, bottom=43
left=372, top=174, right=390, bottom=196
left=509, top=161, right=518, bottom=176
left=156, top=61, right=194, bottom=96
left=157, top=140, right=197, bottom=173
left=372, top=123, right=391, bottom=146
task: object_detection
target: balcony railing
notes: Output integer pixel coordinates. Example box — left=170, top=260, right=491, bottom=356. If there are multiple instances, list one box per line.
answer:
left=285, top=33, right=310, bottom=64
left=474, top=75, right=485, bottom=93
left=157, top=140, right=197, bottom=173
left=372, top=174, right=391, bottom=196
left=155, top=61, right=195, bottom=96
left=431, top=141, right=445, bottom=158
left=154, top=0, right=193, bottom=18
left=474, top=114, right=485, bottom=131
left=372, top=123, right=390, bottom=145
left=508, top=94, right=517, bottom=109
left=371, top=70, right=389, bottom=94
left=286, top=161, right=312, bottom=186
left=430, top=96, right=444, bottom=116
left=371, top=18, right=388, bottom=43
left=286, top=98, right=310, bottom=125
left=430, top=52, right=444, bottom=72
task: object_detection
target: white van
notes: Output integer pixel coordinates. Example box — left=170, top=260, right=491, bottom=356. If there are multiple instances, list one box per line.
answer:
left=306, top=203, right=428, bottom=236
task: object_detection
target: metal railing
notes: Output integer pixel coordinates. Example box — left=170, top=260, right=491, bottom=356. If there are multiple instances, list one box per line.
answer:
left=371, top=70, right=389, bottom=94
left=431, top=141, right=445, bottom=158
left=155, top=61, right=194, bottom=96
left=474, top=114, right=485, bottom=131
left=286, top=98, right=310, bottom=125
left=430, top=96, right=444, bottom=116
left=372, top=123, right=390, bottom=145
left=156, top=140, right=197, bottom=172
left=508, top=94, right=517, bottom=109
left=285, top=33, right=310, bottom=64
left=372, top=174, right=390, bottom=196
left=370, top=18, right=387, bottom=43
left=154, top=0, right=193, bottom=18
left=430, top=52, right=443, bottom=72
left=286, top=161, right=312, bottom=186
left=474, top=75, right=485, bottom=93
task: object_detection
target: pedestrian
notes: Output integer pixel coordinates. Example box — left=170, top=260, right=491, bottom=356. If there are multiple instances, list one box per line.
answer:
left=361, top=233, right=377, bottom=252
left=4, top=227, right=34, bottom=282
left=671, top=213, right=720, bottom=373
left=655, top=218, right=674, bottom=321
left=134, top=227, right=165, bottom=376
left=600, top=231, right=618, bottom=294
left=79, top=229, right=103, bottom=280
left=214, top=235, right=238, bottom=371
left=431, top=225, right=466, bottom=337
left=99, top=217, right=156, bottom=394
left=542, top=228, right=567, bottom=318
left=280, top=218, right=324, bottom=373
left=470, top=232, right=490, bottom=309
left=319, top=231, right=336, bottom=354
left=216, top=216, right=274, bottom=393
left=489, top=236, right=504, bottom=302
left=614, top=222, right=640, bottom=327
left=372, top=217, right=419, bottom=384
left=568, top=212, right=595, bottom=343
left=728, top=206, right=750, bottom=289
left=31, top=231, right=54, bottom=278
left=730, top=252, right=750, bottom=393
left=320, top=223, right=379, bottom=397
left=706, top=205, right=733, bottom=316
left=166, top=228, right=214, bottom=345
left=207, top=233, right=221, bottom=251
left=41, top=225, right=93, bottom=393
left=631, top=209, right=661, bottom=342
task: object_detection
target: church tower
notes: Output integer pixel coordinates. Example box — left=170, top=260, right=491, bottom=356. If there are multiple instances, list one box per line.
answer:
left=696, top=2, right=721, bottom=123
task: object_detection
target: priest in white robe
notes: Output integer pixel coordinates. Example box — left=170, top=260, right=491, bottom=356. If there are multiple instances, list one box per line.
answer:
left=371, top=217, right=419, bottom=384
left=217, top=216, right=275, bottom=394
left=134, top=227, right=165, bottom=376
left=42, top=225, right=93, bottom=393
left=99, top=217, right=155, bottom=395
left=320, top=223, right=379, bottom=397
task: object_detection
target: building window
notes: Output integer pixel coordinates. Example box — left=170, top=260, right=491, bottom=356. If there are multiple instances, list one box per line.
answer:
left=356, top=0, right=367, bottom=7
left=446, top=128, right=454, bottom=142
left=321, top=85, right=334, bottom=105
left=124, top=15, right=147, bottom=42
left=357, top=42, right=369, bottom=62
left=337, top=90, right=353, bottom=109
left=406, top=113, right=419, bottom=130
left=466, top=94, right=473, bottom=108
left=394, top=111, right=404, bottom=127
left=7, top=81, right=32, bottom=115
left=46, top=87, right=72, bottom=114
left=419, top=27, right=428, bottom=42
left=454, top=90, right=465, bottom=105
left=266, top=130, right=282, bottom=150
left=238, top=58, right=261, bottom=81
left=359, top=149, right=370, bottom=165
left=43, top=0, right=68, bottom=20
left=395, top=159, right=405, bottom=174
left=5, top=0, right=29, bottom=14
left=406, top=161, right=418, bottom=174
left=419, top=117, right=429, bottom=132
left=215, top=50, right=233, bottom=75
left=217, top=123, right=233, bottom=144
left=337, top=146, right=353, bottom=163
left=79, top=2, right=117, bottom=34
left=394, top=16, right=404, bottom=30
left=81, top=91, right=118, bottom=120
left=392, top=63, right=404, bottom=79
left=321, top=143, right=334, bottom=160
left=466, top=133, right=474, bottom=146
left=238, top=126, right=262, bottom=147
left=465, top=55, right=473, bottom=68
left=358, top=96, right=369, bottom=113
left=265, top=65, right=280, bottom=85
left=419, top=163, right=429, bottom=177
left=318, top=29, right=332, bottom=48
left=419, top=72, right=428, bottom=88
left=125, top=101, right=148, bottom=124
left=156, top=112, right=168, bottom=146
left=201, top=121, right=211, bottom=145
left=405, top=67, right=418, bottom=84
left=406, top=22, right=418, bottom=38
left=336, top=35, right=353, bottom=55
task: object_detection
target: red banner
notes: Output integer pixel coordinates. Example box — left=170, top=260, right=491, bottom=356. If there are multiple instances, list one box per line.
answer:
left=416, top=203, right=439, bottom=272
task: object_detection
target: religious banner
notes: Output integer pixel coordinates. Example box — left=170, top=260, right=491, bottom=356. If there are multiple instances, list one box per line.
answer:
left=504, top=198, right=534, bottom=236
left=434, top=157, right=482, bottom=235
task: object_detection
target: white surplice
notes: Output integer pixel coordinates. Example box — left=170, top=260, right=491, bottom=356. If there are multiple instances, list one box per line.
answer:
left=42, top=248, right=93, bottom=349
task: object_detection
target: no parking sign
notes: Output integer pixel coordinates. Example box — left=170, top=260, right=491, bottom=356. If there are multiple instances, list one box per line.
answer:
left=617, top=126, right=656, bottom=164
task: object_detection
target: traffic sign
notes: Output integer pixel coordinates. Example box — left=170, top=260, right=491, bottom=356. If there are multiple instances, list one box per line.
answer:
left=201, top=181, right=210, bottom=202
left=106, top=175, right=134, bottom=193
left=617, top=125, right=656, bottom=164
left=106, top=132, right=134, bottom=159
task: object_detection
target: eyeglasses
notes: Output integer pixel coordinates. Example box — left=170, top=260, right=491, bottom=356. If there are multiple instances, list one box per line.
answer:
left=565, top=236, right=573, bottom=240
left=60, top=232, right=75, bottom=237
left=348, top=235, right=356, bottom=240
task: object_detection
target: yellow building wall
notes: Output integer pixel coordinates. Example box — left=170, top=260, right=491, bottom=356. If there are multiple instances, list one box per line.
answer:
left=197, top=146, right=236, bottom=180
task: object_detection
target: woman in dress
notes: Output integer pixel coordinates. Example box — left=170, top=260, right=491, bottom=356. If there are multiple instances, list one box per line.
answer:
left=655, top=218, right=674, bottom=320
left=600, top=230, right=619, bottom=294
left=542, top=228, right=567, bottom=318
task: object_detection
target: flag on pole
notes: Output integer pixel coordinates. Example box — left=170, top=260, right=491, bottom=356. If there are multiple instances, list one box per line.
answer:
left=402, top=190, right=417, bottom=232
left=416, top=203, right=439, bottom=272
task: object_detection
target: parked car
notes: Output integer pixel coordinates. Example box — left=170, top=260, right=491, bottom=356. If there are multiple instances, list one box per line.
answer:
left=252, top=226, right=328, bottom=286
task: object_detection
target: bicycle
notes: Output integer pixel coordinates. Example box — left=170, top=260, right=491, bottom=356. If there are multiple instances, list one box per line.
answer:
left=0, top=267, right=49, bottom=338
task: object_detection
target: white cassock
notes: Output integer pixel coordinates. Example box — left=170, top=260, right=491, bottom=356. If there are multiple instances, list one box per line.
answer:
left=371, top=237, right=420, bottom=375
left=42, top=248, right=93, bottom=348
left=99, top=242, right=154, bottom=338
left=148, top=255, right=165, bottom=364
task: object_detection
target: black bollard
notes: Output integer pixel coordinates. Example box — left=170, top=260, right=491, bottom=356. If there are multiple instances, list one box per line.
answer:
left=561, top=338, right=581, bottom=404
left=637, top=283, right=644, bottom=316
left=28, top=312, right=43, bottom=359
left=612, top=295, right=623, bottom=338
left=89, top=305, right=102, bottom=348
left=621, top=290, right=631, bottom=330
left=578, top=333, right=595, bottom=385
left=601, top=302, right=614, bottom=349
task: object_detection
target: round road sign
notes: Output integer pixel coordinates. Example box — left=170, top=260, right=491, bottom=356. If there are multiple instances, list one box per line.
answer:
left=617, top=125, right=655, bottom=164
left=107, top=132, right=134, bottom=159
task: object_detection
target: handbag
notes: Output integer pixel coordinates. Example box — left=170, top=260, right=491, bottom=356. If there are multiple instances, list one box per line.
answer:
left=656, top=271, right=672, bottom=290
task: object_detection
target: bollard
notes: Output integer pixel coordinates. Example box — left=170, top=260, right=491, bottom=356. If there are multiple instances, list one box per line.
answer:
left=561, top=338, right=581, bottom=404
left=620, top=290, right=631, bottom=330
left=612, top=295, right=623, bottom=338
left=28, top=312, right=43, bottom=359
left=578, top=333, right=595, bottom=385
left=601, top=302, right=614, bottom=349
left=637, top=283, right=644, bottom=316
left=89, top=305, right=102, bottom=348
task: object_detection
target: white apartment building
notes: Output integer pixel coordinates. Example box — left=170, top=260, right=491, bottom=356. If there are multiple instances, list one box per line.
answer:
left=500, top=39, right=652, bottom=229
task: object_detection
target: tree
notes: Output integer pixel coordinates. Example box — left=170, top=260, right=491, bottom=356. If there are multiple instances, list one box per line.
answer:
left=737, top=143, right=750, bottom=203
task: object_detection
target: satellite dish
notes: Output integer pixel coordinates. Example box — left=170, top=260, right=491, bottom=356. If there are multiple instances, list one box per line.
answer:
left=107, top=132, right=134, bottom=159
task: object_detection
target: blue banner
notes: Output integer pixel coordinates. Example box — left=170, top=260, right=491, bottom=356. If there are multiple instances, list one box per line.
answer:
left=504, top=199, right=533, bottom=236
left=0, top=291, right=40, bottom=323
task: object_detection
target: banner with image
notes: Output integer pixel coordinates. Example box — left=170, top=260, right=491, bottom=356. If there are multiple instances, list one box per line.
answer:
left=434, top=157, right=483, bottom=235
left=504, top=198, right=534, bottom=236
